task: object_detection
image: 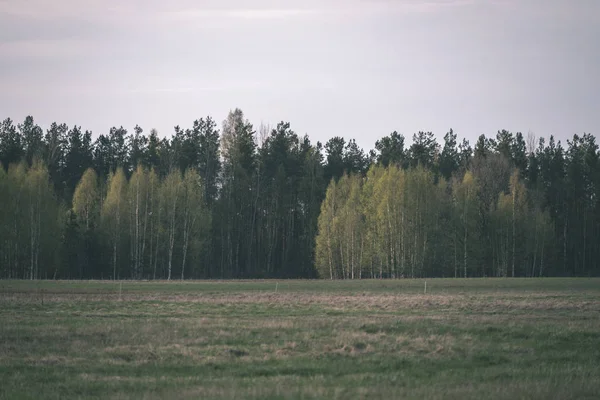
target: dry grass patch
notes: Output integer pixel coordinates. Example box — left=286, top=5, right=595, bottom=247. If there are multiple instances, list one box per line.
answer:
left=395, top=334, right=458, bottom=358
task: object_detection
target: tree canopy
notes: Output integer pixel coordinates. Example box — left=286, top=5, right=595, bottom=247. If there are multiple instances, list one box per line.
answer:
left=0, top=113, right=598, bottom=279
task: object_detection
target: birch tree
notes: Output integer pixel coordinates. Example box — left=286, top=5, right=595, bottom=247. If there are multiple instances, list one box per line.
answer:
left=128, top=165, right=150, bottom=279
left=179, top=169, right=209, bottom=279
left=72, top=168, right=100, bottom=278
left=361, top=164, right=386, bottom=278
left=161, top=169, right=182, bottom=280
left=73, top=168, right=99, bottom=231
left=315, top=180, right=338, bottom=279
left=102, top=167, right=128, bottom=280
left=25, top=162, right=45, bottom=279
left=453, top=171, right=479, bottom=277
left=147, top=168, right=162, bottom=279
left=494, top=170, right=527, bottom=277
left=22, top=161, right=60, bottom=279
left=0, top=167, right=8, bottom=277
left=6, top=163, right=27, bottom=278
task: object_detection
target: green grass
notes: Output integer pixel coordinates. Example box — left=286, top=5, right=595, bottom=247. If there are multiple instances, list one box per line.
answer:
left=1, top=278, right=599, bottom=399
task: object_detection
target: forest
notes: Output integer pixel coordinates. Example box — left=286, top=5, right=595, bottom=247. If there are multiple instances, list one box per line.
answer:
left=0, top=110, right=598, bottom=279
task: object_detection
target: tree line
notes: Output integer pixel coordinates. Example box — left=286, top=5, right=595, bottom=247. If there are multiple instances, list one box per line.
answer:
left=0, top=112, right=598, bottom=279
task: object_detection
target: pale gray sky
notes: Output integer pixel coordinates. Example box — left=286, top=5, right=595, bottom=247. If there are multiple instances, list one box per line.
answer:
left=1, top=0, right=598, bottom=149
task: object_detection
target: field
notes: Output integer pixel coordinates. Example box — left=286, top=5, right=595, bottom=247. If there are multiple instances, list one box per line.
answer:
left=1, top=279, right=599, bottom=399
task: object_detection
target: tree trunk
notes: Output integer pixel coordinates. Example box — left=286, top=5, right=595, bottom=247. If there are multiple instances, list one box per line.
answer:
left=454, top=232, right=457, bottom=278
left=512, top=185, right=516, bottom=278
left=30, top=206, right=34, bottom=280
left=112, top=239, right=117, bottom=280
left=140, top=188, right=149, bottom=279
left=167, top=207, right=176, bottom=281
left=463, top=188, right=468, bottom=278
left=464, top=225, right=468, bottom=278
left=563, top=219, right=567, bottom=275
left=153, top=203, right=161, bottom=280
left=135, top=176, right=140, bottom=279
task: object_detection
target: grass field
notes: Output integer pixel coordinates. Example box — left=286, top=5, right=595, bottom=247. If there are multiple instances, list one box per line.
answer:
left=1, top=278, right=599, bottom=399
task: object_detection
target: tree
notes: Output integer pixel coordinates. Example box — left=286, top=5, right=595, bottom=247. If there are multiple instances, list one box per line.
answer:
left=179, top=168, right=210, bottom=279
left=297, top=138, right=325, bottom=278
left=474, top=134, right=494, bottom=160
left=409, top=131, right=438, bottom=170
left=73, top=168, right=99, bottom=231
left=101, top=168, right=128, bottom=280
left=108, top=127, right=130, bottom=174
left=495, top=130, right=514, bottom=161
left=471, top=152, right=512, bottom=275
left=458, top=138, right=472, bottom=173
left=343, top=139, right=368, bottom=175
left=374, top=165, right=406, bottom=278
left=161, top=169, right=182, bottom=280
left=375, top=131, right=405, bottom=168
left=146, top=129, right=162, bottom=170
left=0, top=167, right=9, bottom=277
left=403, top=165, right=438, bottom=278
left=0, top=118, right=23, bottom=170
left=439, top=129, right=459, bottom=180
left=3, top=162, right=28, bottom=278
left=93, top=134, right=112, bottom=180
left=527, top=205, right=554, bottom=277
left=193, top=117, right=221, bottom=204
left=128, top=125, right=148, bottom=170
left=513, top=132, right=528, bottom=175
left=127, top=165, right=150, bottom=279
left=453, top=171, right=479, bottom=277
left=315, top=179, right=338, bottom=279
left=537, top=136, right=566, bottom=273
left=19, top=116, right=44, bottom=165
left=0, top=112, right=598, bottom=279
left=24, top=161, right=61, bottom=279
left=336, top=173, right=364, bottom=279
left=146, top=168, right=161, bottom=279
left=72, top=168, right=100, bottom=277
left=564, top=134, right=598, bottom=275
left=361, top=164, right=387, bottom=278
left=65, top=125, right=93, bottom=198
left=43, top=122, right=69, bottom=195
left=218, top=109, right=257, bottom=277
left=494, top=170, right=527, bottom=277
left=324, top=137, right=346, bottom=182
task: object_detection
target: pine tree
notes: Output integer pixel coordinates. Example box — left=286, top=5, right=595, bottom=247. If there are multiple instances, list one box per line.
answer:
left=0, top=118, right=24, bottom=170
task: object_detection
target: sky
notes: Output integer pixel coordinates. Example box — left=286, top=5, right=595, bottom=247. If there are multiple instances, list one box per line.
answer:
left=1, top=0, right=599, bottom=150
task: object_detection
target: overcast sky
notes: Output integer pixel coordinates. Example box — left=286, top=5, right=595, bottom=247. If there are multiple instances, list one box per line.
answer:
left=1, top=0, right=598, bottom=150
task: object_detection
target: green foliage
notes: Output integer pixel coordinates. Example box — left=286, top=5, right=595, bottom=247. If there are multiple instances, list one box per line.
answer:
left=315, top=180, right=338, bottom=279
left=317, top=163, right=560, bottom=279
left=101, top=168, right=128, bottom=279
left=0, top=161, right=61, bottom=279
left=179, top=168, right=210, bottom=279
left=0, top=111, right=598, bottom=279
left=73, top=168, right=99, bottom=230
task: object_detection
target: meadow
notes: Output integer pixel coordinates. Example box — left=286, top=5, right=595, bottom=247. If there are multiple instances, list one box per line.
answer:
left=1, top=278, right=599, bottom=399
